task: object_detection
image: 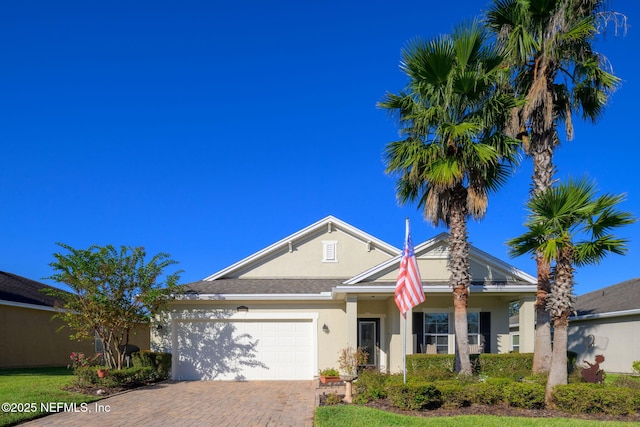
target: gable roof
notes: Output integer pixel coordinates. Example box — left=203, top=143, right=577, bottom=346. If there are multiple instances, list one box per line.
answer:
left=573, top=278, right=640, bottom=317
left=203, top=215, right=401, bottom=281
left=343, top=232, right=536, bottom=286
left=0, top=271, right=66, bottom=308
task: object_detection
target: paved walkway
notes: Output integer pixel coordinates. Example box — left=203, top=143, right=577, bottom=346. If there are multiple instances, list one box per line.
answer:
left=22, top=381, right=324, bottom=426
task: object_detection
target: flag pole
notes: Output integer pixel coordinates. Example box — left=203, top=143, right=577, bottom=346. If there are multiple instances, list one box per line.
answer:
left=403, top=313, right=407, bottom=384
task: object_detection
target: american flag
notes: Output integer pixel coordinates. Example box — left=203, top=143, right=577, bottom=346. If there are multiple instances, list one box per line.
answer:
left=394, top=219, right=425, bottom=317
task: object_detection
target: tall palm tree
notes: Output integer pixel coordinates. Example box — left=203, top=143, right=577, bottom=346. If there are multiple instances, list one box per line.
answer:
left=508, top=178, right=635, bottom=404
left=486, top=0, right=621, bottom=373
left=379, top=21, right=518, bottom=375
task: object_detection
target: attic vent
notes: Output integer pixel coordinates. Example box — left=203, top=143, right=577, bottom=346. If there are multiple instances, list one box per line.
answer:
left=322, top=240, right=338, bottom=262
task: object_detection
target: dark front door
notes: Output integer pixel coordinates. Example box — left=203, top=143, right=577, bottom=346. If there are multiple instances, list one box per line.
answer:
left=357, top=318, right=380, bottom=368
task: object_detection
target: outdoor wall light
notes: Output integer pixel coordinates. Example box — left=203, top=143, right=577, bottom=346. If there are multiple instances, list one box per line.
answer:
left=322, top=323, right=330, bottom=333
left=237, top=305, right=249, bottom=312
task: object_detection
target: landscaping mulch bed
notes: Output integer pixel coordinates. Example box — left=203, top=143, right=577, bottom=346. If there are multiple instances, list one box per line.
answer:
left=65, top=380, right=157, bottom=397
left=319, top=394, right=640, bottom=423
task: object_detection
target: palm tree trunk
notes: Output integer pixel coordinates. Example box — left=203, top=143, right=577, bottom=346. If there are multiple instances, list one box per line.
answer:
left=448, top=189, right=472, bottom=375
left=530, top=126, right=556, bottom=374
left=533, top=256, right=552, bottom=373
left=545, top=312, right=569, bottom=405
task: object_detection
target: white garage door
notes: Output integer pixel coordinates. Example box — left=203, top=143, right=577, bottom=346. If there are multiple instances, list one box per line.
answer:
left=174, top=319, right=314, bottom=381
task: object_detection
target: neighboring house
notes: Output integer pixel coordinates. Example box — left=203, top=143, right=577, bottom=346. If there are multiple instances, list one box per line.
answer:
left=569, top=278, right=640, bottom=374
left=0, top=271, right=150, bottom=368
left=153, top=216, right=537, bottom=381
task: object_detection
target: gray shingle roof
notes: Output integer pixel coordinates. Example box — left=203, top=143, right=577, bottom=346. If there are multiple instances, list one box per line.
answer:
left=0, top=271, right=66, bottom=307
left=181, top=279, right=534, bottom=296
left=574, top=278, right=640, bottom=316
left=182, top=279, right=344, bottom=295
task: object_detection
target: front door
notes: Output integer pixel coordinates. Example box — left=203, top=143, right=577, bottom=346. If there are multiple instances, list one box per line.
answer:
left=357, top=318, right=380, bottom=368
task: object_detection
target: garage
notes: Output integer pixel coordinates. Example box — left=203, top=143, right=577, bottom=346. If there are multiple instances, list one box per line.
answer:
left=173, top=318, right=315, bottom=381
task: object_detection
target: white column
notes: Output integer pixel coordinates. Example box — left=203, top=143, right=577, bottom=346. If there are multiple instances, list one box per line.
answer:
left=346, top=295, right=358, bottom=348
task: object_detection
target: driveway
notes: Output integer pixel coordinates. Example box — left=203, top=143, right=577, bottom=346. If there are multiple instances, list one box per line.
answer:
left=22, top=381, right=318, bottom=426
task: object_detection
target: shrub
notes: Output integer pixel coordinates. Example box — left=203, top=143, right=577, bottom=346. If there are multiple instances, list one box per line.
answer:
left=503, top=382, right=545, bottom=409
left=74, top=366, right=154, bottom=387
left=434, top=381, right=472, bottom=408
left=405, top=355, right=455, bottom=380
left=353, top=369, right=389, bottom=402
left=553, top=383, right=639, bottom=415
left=468, top=381, right=505, bottom=405
left=611, top=375, right=640, bottom=391
left=324, top=392, right=343, bottom=405
left=131, top=350, right=172, bottom=380
left=387, top=382, right=442, bottom=411
left=475, top=353, right=533, bottom=380
left=632, top=360, right=640, bottom=375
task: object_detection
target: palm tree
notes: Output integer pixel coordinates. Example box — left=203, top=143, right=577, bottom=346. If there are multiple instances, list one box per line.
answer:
left=379, top=21, right=518, bottom=375
left=486, top=0, right=622, bottom=373
left=508, top=178, right=635, bottom=404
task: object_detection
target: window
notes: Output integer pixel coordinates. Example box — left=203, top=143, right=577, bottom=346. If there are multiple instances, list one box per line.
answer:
left=512, top=334, right=520, bottom=352
left=467, top=312, right=480, bottom=345
left=424, top=313, right=449, bottom=354
left=322, top=241, right=338, bottom=262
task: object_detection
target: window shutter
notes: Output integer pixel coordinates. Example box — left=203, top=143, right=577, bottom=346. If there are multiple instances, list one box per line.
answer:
left=413, top=312, right=424, bottom=352
left=480, top=312, right=491, bottom=353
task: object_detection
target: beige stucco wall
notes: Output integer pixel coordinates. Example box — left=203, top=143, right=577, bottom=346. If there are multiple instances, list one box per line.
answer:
left=568, top=314, right=640, bottom=374
left=0, top=304, right=150, bottom=369
left=0, top=304, right=95, bottom=368
left=233, top=228, right=395, bottom=278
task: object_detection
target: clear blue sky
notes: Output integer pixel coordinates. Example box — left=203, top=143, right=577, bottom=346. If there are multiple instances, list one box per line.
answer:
left=1, top=0, right=639, bottom=296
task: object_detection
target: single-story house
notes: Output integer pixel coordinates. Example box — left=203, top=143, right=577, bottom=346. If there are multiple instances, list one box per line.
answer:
left=0, top=271, right=150, bottom=368
left=153, top=216, right=538, bottom=381
left=568, top=278, right=640, bottom=374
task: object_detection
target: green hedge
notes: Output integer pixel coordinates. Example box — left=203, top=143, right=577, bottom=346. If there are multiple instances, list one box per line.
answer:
left=74, top=366, right=154, bottom=387
left=131, top=350, right=172, bottom=379
left=405, top=354, right=455, bottom=380
left=387, top=382, right=442, bottom=411
left=553, top=383, right=640, bottom=415
left=406, top=353, right=534, bottom=381
left=474, top=353, right=534, bottom=380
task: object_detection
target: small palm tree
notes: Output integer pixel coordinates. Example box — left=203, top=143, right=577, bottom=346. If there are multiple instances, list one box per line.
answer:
left=508, top=178, right=635, bottom=404
left=380, top=21, right=518, bottom=375
left=486, top=0, right=623, bottom=374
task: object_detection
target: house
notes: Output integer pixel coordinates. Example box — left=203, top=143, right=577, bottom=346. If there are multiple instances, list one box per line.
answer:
left=0, top=271, right=150, bottom=368
left=568, top=278, right=640, bottom=374
left=153, top=216, right=537, bottom=381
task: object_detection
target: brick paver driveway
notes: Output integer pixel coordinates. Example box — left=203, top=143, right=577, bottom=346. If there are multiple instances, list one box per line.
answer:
left=22, top=381, right=317, bottom=426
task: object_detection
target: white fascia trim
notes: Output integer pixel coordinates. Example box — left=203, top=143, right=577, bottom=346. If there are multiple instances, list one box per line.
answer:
left=175, top=293, right=334, bottom=301
left=570, top=308, right=640, bottom=322
left=203, top=215, right=400, bottom=281
left=170, top=311, right=319, bottom=321
left=0, top=299, right=61, bottom=313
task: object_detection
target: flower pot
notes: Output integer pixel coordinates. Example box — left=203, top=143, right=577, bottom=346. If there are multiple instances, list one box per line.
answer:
left=320, top=375, right=341, bottom=384
left=97, top=369, right=108, bottom=378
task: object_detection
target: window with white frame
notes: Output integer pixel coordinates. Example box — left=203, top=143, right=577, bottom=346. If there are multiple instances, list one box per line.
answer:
left=424, top=313, right=449, bottom=354
left=322, top=241, right=338, bottom=262
left=512, top=334, right=520, bottom=352
left=467, top=312, right=480, bottom=345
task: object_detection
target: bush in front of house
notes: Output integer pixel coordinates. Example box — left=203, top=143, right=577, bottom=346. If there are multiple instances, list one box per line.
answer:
left=553, top=383, right=640, bottom=415
left=474, top=353, right=534, bottom=380
left=74, top=365, right=154, bottom=387
left=353, top=369, right=391, bottom=403
left=386, top=382, right=442, bottom=411
left=131, top=350, right=172, bottom=380
left=502, top=381, right=545, bottom=409
left=433, top=381, right=472, bottom=408
left=405, top=354, right=456, bottom=380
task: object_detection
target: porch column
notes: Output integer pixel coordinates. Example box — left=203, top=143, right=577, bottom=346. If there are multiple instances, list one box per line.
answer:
left=346, top=295, right=358, bottom=348
left=519, top=296, right=536, bottom=353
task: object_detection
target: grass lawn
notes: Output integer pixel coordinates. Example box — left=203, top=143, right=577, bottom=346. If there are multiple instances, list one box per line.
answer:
left=0, top=367, right=100, bottom=426
left=315, top=406, right=639, bottom=427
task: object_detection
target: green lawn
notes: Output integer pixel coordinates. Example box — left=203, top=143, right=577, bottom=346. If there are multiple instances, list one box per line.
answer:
left=315, top=405, right=639, bottom=427
left=0, top=367, right=100, bottom=426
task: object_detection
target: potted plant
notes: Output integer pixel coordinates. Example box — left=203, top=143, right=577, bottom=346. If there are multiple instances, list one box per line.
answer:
left=319, top=368, right=341, bottom=384
left=337, top=346, right=368, bottom=403
left=96, top=367, right=109, bottom=378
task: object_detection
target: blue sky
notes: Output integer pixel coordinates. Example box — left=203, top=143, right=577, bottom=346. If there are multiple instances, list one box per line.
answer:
left=1, top=0, right=639, bottom=296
